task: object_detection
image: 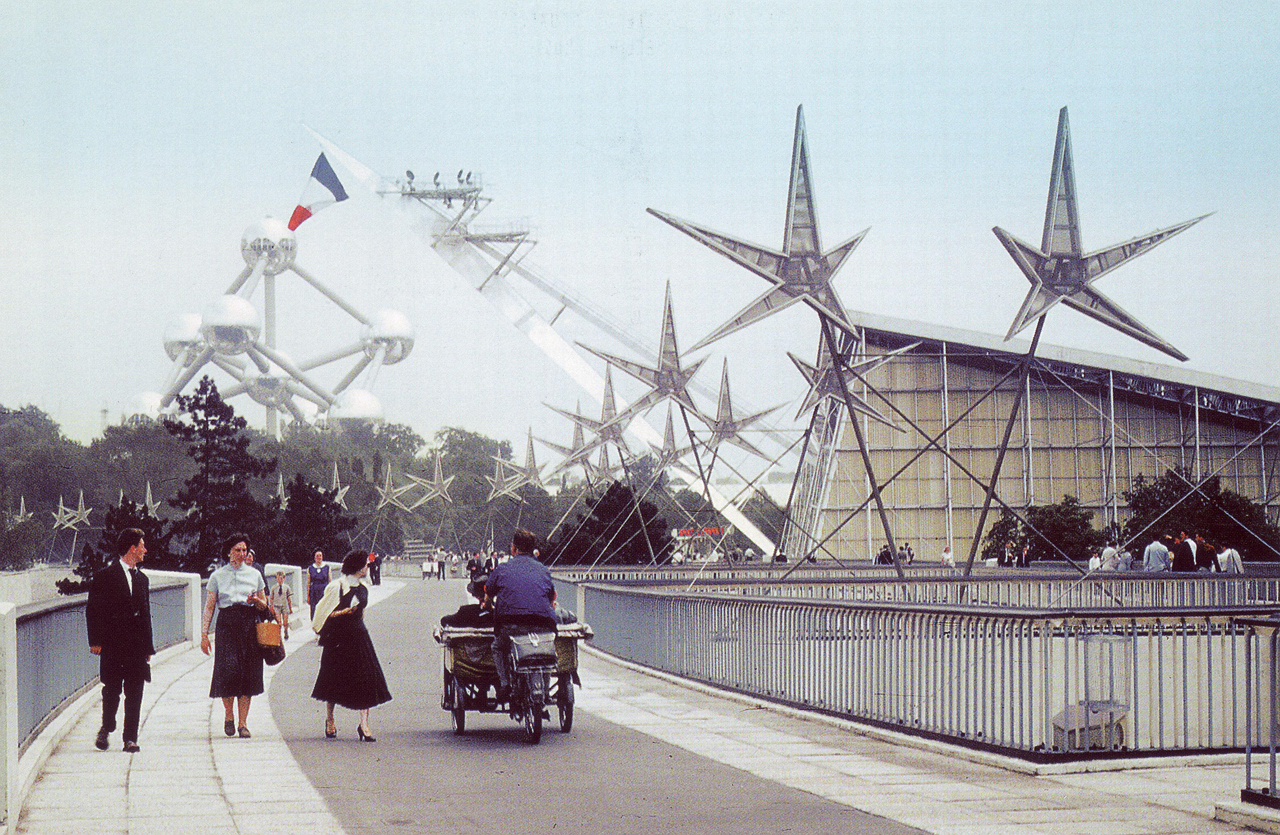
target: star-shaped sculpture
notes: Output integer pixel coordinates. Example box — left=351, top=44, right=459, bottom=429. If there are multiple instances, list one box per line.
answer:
left=408, top=454, right=454, bottom=507
left=547, top=365, right=632, bottom=459
left=539, top=402, right=595, bottom=477
left=579, top=282, right=705, bottom=424
left=582, top=443, right=625, bottom=484
left=996, top=107, right=1209, bottom=362
left=66, top=491, right=92, bottom=530
left=486, top=459, right=524, bottom=503
left=143, top=481, right=162, bottom=517
left=787, top=334, right=919, bottom=428
left=15, top=496, right=32, bottom=524
left=330, top=462, right=350, bottom=509
left=276, top=473, right=290, bottom=511
left=649, top=105, right=867, bottom=351
left=699, top=360, right=781, bottom=460
left=375, top=468, right=415, bottom=512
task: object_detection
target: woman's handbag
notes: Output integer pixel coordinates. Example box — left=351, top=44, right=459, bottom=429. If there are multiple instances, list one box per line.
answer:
left=256, top=617, right=286, bottom=666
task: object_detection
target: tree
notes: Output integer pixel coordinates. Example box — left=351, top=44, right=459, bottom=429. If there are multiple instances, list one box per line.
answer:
left=1023, top=496, right=1103, bottom=564
left=546, top=482, right=670, bottom=566
left=164, top=378, right=277, bottom=574
left=272, top=473, right=355, bottom=565
left=58, top=498, right=172, bottom=594
left=980, top=509, right=1021, bottom=564
left=1122, top=468, right=1280, bottom=560
left=0, top=517, right=46, bottom=573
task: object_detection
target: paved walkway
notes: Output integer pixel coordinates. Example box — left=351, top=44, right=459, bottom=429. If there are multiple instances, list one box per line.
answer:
left=14, top=579, right=1280, bottom=834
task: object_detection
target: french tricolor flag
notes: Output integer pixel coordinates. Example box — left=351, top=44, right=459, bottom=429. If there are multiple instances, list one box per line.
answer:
left=288, top=153, right=350, bottom=230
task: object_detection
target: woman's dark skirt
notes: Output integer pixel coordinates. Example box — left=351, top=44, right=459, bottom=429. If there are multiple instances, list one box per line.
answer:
left=311, top=622, right=392, bottom=710
left=210, top=604, right=264, bottom=698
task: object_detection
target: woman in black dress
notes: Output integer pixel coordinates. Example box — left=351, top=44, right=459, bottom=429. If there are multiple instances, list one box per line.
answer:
left=311, top=550, right=392, bottom=740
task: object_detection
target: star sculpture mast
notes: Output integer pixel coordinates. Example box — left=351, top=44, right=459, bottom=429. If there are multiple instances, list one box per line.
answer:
left=961, top=107, right=1209, bottom=577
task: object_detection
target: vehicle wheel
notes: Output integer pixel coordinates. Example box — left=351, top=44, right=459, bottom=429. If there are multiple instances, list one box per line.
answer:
left=523, top=704, right=543, bottom=743
left=442, top=672, right=455, bottom=710
left=452, top=705, right=466, bottom=735
left=558, top=674, right=575, bottom=732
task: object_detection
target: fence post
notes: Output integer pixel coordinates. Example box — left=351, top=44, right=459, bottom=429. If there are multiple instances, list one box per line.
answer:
left=0, top=602, right=17, bottom=835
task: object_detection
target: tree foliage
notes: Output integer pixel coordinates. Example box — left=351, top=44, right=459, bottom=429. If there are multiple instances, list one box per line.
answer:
left=164, top=377, right=278, bottom=573
left=1122, top=467, right=1280, bottom=560
left=56, top=498, right=173, bottom=594
left=545, top=482, right=670, bottom=565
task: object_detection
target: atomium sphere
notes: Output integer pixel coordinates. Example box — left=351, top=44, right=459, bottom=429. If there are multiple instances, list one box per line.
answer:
left=329, top=389, right=385, bottom=423
left=200, top=295, right=261, bottom=356
left=163, top=313, right=204, bottom=361
left=361, top=309, right=415, bottom=365
left=244, top=373, right=291, bottom=408
left=240, top=217, right=297, bottom=276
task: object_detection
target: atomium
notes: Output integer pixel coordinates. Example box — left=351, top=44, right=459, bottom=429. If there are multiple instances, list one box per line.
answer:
left=150, top=217, right=412, bottom=432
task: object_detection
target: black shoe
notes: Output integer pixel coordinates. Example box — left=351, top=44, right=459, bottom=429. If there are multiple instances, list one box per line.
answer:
left=325, top=722, right=337, bottom=739
left=224, top=720, right=236, bottom=737
left=123, top=741, right=140, bottom=753
left=237, top=726, right=251, bottom=739
left=357, top=726, right=376, bottom=742
left=95, top=729, right=109, bottom=751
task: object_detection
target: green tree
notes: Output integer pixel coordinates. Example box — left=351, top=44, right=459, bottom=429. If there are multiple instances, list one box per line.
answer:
left=980, top=509, right=1022, bottom=564
left=0, top=517, right=46, bottom=572
left=272, top=473, right=355, bottom=565
left=546, top=482, right=670, bottom=565
left=1122, top=467, right=1280, bottom=560
left=1023, top=495, right=1103, bottom=564
left=164, top=378, right=278, bottom=574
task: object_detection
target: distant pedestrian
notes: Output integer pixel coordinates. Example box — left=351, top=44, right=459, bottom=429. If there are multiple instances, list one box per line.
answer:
left=941, top=545, right=955, bottom=570
left=307, top=550, right=331, bottom=618
left=1195, top=535, right=1221, bottom=572
left=270, top=570, right=294, bottom=640
left=87, top=528, right=153, bottom=753
left=1143, top=535, right=1171, bottom=572
left=1170, top=532, right=1197, bottom=572
left=1219, top=544, right=1244, bottom=574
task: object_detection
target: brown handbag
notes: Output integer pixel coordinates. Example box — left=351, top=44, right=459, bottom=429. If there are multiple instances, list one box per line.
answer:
left=256, top=618, right=286, bottom=666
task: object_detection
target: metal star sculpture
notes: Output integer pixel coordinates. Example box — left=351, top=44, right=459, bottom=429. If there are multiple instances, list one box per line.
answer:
left=15, top=496, right=32, bottom=524
left=330, top=462, right=350, bottom=509
left=649, top=105, right=868, bottom=351
left=143, top=481, right=162, bottom=517
left=408, top=454, right=454, bottom=507
left=69, top=491, right=92, bottom=528
left=787, top=334, right=919, bottom=428
left=486, top=459, right=524, bottom=503
left=275, top=473, right=290, bottom=511
left=547, top=366, right=632, bottom=460
left=51, top=496, right=73, bottom=527
left=488, top=430, right=542, bottom=501
left=579, top=282, right=705, bottom=424
left=375, top=468, right=415, bottom=512
left=996, top=107, right=1209, bottom=362
left=539, top=402, right=595, bottom=477
left=582, top=444, right=625, bottom=484
left=699, top=360, right=781, bottom=460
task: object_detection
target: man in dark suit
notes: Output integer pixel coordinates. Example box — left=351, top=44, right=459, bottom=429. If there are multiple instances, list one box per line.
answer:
left=1170, top=530, right=1197, bottom=572
left=87, top=528, right=154, bottom=753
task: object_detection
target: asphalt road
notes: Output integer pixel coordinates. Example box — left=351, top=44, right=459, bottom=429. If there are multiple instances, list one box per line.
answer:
left=270, top=579, right=923, bottom=835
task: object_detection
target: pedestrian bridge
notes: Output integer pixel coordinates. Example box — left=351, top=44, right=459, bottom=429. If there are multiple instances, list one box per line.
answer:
left=7, top=566, right=1280, bottom=833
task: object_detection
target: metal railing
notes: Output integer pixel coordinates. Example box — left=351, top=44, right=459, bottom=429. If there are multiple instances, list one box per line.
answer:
left=575, top=580, right=1278, bottom=760
left=1237, top=616, right=1280, bottom=810
left=15, top=578, right=192, bottom=750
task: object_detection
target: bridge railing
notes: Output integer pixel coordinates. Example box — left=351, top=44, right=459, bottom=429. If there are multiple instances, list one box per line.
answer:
left=568, top=578, right=1280, bottom=761
left=1236, top=616, right=1280, bottom=811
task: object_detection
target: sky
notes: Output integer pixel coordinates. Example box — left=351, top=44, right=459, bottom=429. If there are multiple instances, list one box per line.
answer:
left=2, top=1, right=1278, bottom=488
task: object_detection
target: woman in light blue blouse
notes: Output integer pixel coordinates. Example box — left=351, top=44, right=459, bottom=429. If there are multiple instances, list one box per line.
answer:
left=201, top=533, right=268, bottom=738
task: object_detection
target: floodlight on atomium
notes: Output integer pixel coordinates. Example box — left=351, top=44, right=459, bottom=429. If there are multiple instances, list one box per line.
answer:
left=240, top=218, right=297, bottom=276
left=163, top=313, right=204, bottom=361
left=361, top=310, right=415, bottom=365
left=200, top=295, right=261, bottom=355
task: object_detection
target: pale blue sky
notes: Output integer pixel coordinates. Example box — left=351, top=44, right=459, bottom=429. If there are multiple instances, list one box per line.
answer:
left=2, top=1, right=1277, bottom=477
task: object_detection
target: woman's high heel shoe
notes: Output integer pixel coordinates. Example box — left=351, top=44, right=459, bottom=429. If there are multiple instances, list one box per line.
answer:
left=325, top=722, right=337, bottom=739
left=357, top=726, right=376, bottom=742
